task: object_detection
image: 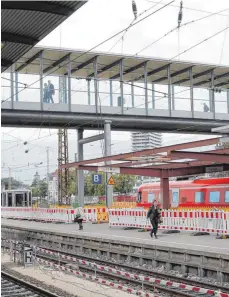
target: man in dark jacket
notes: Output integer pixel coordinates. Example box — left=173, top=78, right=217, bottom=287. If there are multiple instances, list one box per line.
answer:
left=48, top=80, right=55, bottom=103
left=147, top=200, right=161, bottom=239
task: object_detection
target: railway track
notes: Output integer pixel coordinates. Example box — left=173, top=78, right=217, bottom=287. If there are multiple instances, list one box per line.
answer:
left=1, top=271, right=60, bottom=297
left=34, top=246, right=229, bottom=292
left=34, top=247, right=229, bottom=297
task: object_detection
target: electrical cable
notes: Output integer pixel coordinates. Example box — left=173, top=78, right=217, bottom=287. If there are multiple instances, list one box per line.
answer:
left=1, top=0, right=174, bottom=104
left=135, top=7, right=229, bottom=55
left=144, top=0, right=229, bottom=17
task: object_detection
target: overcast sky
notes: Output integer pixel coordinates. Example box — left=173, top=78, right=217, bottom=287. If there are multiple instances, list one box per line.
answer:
left=1, top=0, right=229, bottom=183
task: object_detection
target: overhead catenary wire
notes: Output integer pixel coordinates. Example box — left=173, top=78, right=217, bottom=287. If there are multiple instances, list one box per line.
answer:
left=1, top=0, right=174, bottom=104
left=135, top=7, right=229, bottom=55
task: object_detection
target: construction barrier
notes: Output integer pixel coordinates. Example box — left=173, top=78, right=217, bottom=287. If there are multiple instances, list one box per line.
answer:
left=108, top=209, right=229, bottom=234
left=1, top=207, right=98, bottom=223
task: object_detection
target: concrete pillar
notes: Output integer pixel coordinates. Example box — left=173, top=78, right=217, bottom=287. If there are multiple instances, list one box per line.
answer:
left=167, top=65, right=172, bottom=116
left=160, top=177, right=170, bottom=209
left=67, top=55, right=72, bottom=112
left=87, top=79, right=91, bottom=105
left=104, top=120, right=113, bottom=208
left=77, top=129, right=84, bottom=207
left=144, top=62, right=148, bottom=116
left=189, top=68, right=194, bottom=117
left=110, top=80, right=113, bottom=107
left=26, top=191, right=29, bottom=207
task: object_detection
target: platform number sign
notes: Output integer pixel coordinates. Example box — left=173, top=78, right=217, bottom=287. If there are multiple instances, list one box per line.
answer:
left=92, top=174, right=102, bottom=184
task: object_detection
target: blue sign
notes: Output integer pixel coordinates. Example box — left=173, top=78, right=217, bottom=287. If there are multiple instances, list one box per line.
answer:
left=92, top=174, right=102, bottom=184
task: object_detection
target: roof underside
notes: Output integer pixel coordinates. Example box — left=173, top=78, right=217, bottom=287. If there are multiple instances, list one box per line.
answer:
left=7, top=46, right=229, bottom=89
left=1, top=1, right=87, bottom=72
left=60, top=137, right=229, bottom=178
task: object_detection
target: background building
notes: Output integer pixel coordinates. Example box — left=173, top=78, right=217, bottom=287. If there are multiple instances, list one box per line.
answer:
left=131, top=132, right=162, bottom=186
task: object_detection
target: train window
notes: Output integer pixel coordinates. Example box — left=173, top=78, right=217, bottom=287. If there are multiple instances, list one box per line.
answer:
left=172, top=192, right=179, bottom=203
left=195, top=192, right=204, bottom=203
left=209, top=191, right=220, bottom=203
left=137, top=192, right=142, bottom=203
left=225, top=191, right=229, bottom=203
left=148, top=192, right=155, bottom=203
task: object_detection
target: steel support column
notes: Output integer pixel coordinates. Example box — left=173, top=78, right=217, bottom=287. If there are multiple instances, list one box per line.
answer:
left=15, top=71, right=19, bottom=102
left=67, top=55, right=71, bottom=111
left=77, top=129, right=84, bottom=207
left=10, top=65, right=14, bottom=109
left=227, top=89, right=229, bottom=114
left=110, top=80, right=113, bottom=106
left=94, top=56, right=98, bottom=114
left=144, top=62, right=148, bottom=115
left=189, top=68, right=194, bottom=117
left=152, top=83, right=155, bottom=109
left=210, top=70, right=215, bottom=118
left=160, top=177, right=170, bottom=209
left=171, top=85, right=175, bottom=110
left=120, top=60, right=124, bottom=114
left=167, top=65, right=172, bottom=116
left=40, top=51, right=44, bottom=110
left=87, top=79, right=91, bottom=105
left=104, top=120, right=113, bottom=207
left=131, top=82, right=134, bottom=108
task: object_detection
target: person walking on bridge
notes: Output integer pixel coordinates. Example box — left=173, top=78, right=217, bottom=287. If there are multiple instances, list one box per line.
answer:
left=147, top=200, right=161, bottom=239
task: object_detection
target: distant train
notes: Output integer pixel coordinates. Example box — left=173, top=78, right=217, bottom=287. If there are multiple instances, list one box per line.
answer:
left=136, top=177, right=229, bottom=209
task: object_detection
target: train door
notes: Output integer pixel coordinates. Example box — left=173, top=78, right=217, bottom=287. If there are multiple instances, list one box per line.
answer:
left=171, top=188, right=180, bottom=208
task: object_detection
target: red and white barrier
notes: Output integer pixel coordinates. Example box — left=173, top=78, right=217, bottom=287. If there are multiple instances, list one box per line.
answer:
left=35, top=248, right=229, bottom=297
left=108, top=209, right=229, bottom=234
left=1, top=207, right=97, bottom=223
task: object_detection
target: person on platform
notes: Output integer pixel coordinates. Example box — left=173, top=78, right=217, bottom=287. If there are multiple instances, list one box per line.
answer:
left=48, top=80, right=55, bottom=103
left=147, top=200, right=161, bottom=239
left=43, top=83, right=49, bottom=103
left=73, top=207, right=85, bottom=230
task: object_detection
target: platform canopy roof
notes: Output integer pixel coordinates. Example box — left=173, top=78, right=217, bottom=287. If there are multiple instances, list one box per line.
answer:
left=1, top=1, right=87, bottom=72
left=61, top=137, right=229, bottom=178
left=6, top=45, right=229, bottom=89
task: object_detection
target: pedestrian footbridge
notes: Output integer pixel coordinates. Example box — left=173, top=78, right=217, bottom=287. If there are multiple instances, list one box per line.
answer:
left=1, top=47, right=229, bottom=133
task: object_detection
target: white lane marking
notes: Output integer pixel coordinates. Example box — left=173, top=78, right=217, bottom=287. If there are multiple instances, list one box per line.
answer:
left=2, top=221, right=229, bottom=252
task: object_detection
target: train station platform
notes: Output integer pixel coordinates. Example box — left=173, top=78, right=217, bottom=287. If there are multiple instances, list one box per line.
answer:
left=2, top=218, right=229, bottom=255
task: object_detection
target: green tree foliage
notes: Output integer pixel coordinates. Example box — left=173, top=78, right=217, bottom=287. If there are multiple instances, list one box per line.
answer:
left=82, top=172, right=136, bottom=196
left=1, top=177, right=28, bottom=189
left=31, top=179, right=48, bottom=197
left=113, top=174, right=136, bottom=194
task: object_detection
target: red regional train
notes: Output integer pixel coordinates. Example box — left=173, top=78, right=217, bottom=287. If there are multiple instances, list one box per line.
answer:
left=136, top=177, right=229, bottom=209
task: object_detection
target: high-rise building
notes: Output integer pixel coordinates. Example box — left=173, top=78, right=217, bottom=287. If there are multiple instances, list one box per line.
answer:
left=131, top=132, right=162, bottom=151
left=131, top=132, right=162, bottom=186
left=33, top=171, right=40, bottom=183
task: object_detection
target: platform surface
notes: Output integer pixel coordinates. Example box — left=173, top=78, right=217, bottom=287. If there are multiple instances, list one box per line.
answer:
left=1, top=218, right=229, bottom=255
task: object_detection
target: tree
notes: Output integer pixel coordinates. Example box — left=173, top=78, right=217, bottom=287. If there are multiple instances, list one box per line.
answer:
left=1, top=177, right=28, bottom=190
left=113, top=174, right=136, bottom=194
left=31, top=179, right=48, bottom=197
left=82, top=172, right=136, bottom=196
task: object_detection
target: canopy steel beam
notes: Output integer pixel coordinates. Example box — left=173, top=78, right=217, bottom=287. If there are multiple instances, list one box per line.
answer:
left=60, top=137, right=221, bottom=169
left=110, top=61, right=147, bottom=80
left=135, top=64, right=170, bottom=81
left=76, top=164, right=229, bottom=178
left=152, top=66, right=192, bottom=83
left=44, top=53, right=70, bottom=73
left=175, top=68, right=214, bottom=85
left=2, top=32, right=38, bottom=45
left=2, top=1, right=75, bottom=16
left=16, top=50, right=43, bottom=72
left=170, top=150, right=229, bottom=163
left=88, top=58, right=123, bottom=78
left=68, top=56, right=98, bottom=75
left=192, top=72, right=229, bottom=88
